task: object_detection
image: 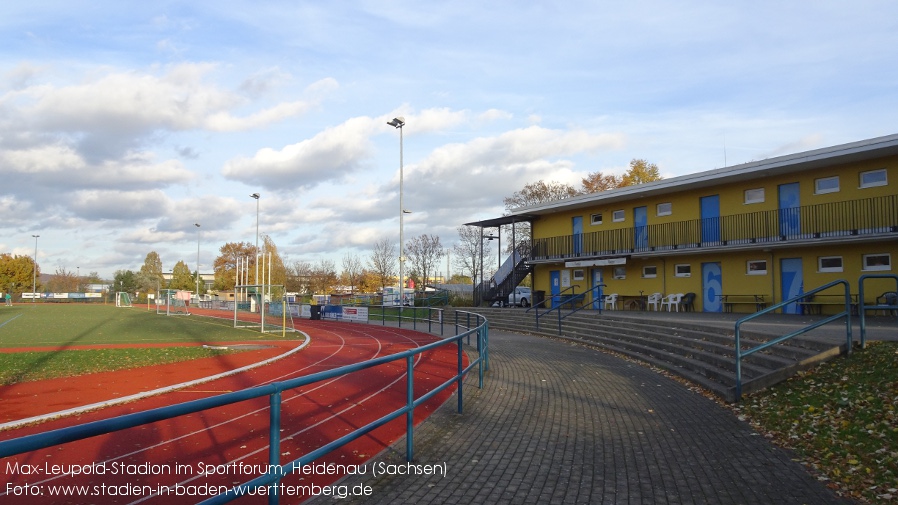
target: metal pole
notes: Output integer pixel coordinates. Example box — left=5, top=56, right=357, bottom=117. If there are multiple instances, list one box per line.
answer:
left=195, top=223, right=201, bottom=302
left=32, top=235, right=39, bottom=302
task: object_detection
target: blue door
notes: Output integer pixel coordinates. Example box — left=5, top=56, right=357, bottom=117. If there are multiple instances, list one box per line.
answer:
left=778, top=183, right=801, bottom=238
left=591, top=269, right=604, bottom=309
left=572, top=216, right=583, bottom=256
left=634, top=206, right=648, bottom=251
left=702, top=262, right=723, bottom=312
left=780, top=258, right=804, bottom=314
left=550, top=270, right=561, bottom=309
left=700, top=195, right=720, bottom=244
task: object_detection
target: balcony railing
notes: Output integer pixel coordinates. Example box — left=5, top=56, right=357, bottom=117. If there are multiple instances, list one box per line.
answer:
left=531, top=194, right=898, bottom=261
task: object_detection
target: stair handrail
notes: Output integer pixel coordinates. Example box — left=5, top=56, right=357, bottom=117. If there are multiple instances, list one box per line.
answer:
left=734, top=279, right=852, bottom=402
left=534, top=284, right=605, bottom=333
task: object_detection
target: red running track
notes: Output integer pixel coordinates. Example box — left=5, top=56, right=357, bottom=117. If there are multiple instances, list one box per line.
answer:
left=0, top=316, right=467, bottom=504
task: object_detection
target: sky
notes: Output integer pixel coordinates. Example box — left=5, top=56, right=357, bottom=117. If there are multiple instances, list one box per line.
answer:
left=3, top=1, right=897, bottom=281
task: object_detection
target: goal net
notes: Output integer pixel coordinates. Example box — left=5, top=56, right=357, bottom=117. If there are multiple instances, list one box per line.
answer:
left=233, top=284, right=296, bottom=337
left=156, top=289, right=191, bottom=316
left=115, top=292, right=132, bottom=308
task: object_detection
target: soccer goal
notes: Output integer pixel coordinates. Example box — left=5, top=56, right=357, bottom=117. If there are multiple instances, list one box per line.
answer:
left=156, top=289, right=191, bottom=316
left=233, top=284, right=296, bottom=337
left=115, top=292, right=132, bottom=308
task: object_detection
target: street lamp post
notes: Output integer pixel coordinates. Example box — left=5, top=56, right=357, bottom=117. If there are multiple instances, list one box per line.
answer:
left=387, top=117, right=406, bottom=308
left=194, top=223, right=201, bottom=302
left=31, top=235, right=39, bottom=303
left=250, top=193, right=260, bottom=285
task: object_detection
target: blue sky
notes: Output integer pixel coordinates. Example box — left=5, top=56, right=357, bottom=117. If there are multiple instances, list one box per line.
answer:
left=3, top=1, right=897, bottom=280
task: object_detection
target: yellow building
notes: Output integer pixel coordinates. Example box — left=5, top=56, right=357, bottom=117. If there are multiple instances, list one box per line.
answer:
left=472, top=134, right=898, bottom=314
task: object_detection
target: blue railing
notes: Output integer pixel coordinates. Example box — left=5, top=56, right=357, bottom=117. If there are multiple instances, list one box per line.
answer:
left=0, top=310, right=488, bottom=505
left=534, top=284, right=605, bottom=334
left=734, top=280, right=852, bottom=401
left=858, top=274, right=898, bottom=346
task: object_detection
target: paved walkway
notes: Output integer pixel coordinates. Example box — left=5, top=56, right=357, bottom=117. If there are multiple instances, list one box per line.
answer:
left=313, top=323, right=865, bottom=505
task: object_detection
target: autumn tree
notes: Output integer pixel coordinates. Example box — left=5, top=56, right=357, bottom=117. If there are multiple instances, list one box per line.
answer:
left=260, top=234, right=287, bottom=287
left=46, top=267, right=78, bottom=292
left=406, top=234, right=444, bottom=287
left=0, top=254, right=39, bottom=294
left=213, top=242, right=257, bottom=291
left=368, top=238, right=397, bottom=291
left=581, top=158, right=662, bottom=194
left=169, top=260, right=195, bottom=291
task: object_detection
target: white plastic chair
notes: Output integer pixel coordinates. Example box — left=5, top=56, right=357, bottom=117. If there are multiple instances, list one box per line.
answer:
left=662, top=293, right=683, bottom=312
left=603, top=293, right=618, bottom=310
left=646, top=293, right=663, bottom=311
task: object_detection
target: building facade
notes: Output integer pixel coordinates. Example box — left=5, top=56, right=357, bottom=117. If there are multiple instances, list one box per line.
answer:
left=501, top=134, right=898, bottom=314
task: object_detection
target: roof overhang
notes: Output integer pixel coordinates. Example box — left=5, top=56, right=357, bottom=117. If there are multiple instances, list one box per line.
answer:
left=464, top=214, right=540, bottom=228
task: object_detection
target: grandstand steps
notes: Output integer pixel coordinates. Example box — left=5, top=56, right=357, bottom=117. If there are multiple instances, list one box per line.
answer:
left=451, top=307, right=846, bottom=402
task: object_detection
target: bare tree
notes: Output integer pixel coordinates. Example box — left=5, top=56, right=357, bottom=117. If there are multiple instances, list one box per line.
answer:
left=406, top=234, right=444, bottom=287
left=453, top=226, right=495, bottom=286
left=368, top=238, right=397, bottom=290
left=287, top=260, right=312, bottom=294
left=341, top=253, right=364, bottom=294
left=308, top=259, right=337, bottom=295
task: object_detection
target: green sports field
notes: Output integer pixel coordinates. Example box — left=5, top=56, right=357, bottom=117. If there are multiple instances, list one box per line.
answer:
left=0, top=304, right=300, bottom=385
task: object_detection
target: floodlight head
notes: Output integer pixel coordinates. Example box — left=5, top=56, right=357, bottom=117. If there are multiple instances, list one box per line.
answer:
left=402, top=209, right=412, bottom=214
left=195, top=223, right=200, bottom=228
left=387, top=117, right=405, bottom=128
left=250, top=193, right=260, bottom=199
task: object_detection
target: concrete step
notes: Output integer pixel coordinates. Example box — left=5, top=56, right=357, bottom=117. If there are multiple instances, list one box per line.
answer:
left=455, top=307, right=845, bottom=402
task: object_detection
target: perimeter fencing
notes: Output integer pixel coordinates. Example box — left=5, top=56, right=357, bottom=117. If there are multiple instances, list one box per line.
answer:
left=0, top=307, right=489, bottom=505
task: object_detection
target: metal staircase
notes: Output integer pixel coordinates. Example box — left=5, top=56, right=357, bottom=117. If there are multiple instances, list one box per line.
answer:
left=475, top=244, right=533, bottom=306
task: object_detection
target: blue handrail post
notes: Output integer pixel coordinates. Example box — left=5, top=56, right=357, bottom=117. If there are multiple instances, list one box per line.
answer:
left=268, top=390, right=282, bottom=505
left=406, top=355, right=414, bottom=461
left=457, top=338, right=464, bottom=414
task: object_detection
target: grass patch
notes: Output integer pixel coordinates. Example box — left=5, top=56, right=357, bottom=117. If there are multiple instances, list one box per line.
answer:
left=0, top=347, right=242, bottom=385
left=734, top=341, right=898, bottom=503
left=0, top=304, right=300, bottom=348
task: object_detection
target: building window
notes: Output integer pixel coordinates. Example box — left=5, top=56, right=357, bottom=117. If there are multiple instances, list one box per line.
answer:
left=747, top=260, right=767, bottom=275
left=815, top=176, right=840, bottom=194
left=674, top=264, right=691, bottom=277
left=612, top=210, right=625, bottom=222
left=859, top=169, right=887, bottom=188
left=744, top=188, right=765, bottom=204
left=572, top=269, right=585, bottom=281
left=656, top=202, right=672, bottom=216
left=642, top=266, right=657, bottom=278
left=590, top=213, right=603, bottom=225
left=818, top=256, right=843, bottom=273
left=613, top=266, right=626, bottom=279
left=863, top=253, right=892, bottom=271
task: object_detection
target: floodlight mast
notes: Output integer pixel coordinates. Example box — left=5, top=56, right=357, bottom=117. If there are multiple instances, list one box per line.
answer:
left=194, top=223, right=201, bottom=301
left=32, top=235, right=39, bottom=303
left=387, top=117, right=406, bottom=309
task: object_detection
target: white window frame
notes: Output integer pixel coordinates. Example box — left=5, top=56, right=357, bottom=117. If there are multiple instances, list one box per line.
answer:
left=656, top=202, right=672, bottom=216
left=590, top=213, right=603, bottom=225
left=862, top=253, right=892, bottom=271
left=746, top=260, right=767, bottom=275
left=674, top=264, right=691, bottom=278
left=642, top=266, right=657, bottom=278
left=572, top=269, right=585, bottom=281
left=744, top=188, right=765, bottom=204
left=612, top=209, right=625, bottom=222
left=859, top=168, right=887, bottom=189
left=613, top=266, right=626, bottom=279
left=818, top=256, right=843, bottom=273
left=815, top=176, right=840, bottom=194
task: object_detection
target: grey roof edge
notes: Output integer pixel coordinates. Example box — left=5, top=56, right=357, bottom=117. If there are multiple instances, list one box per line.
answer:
left=508, top=132, right=898, bottom=216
